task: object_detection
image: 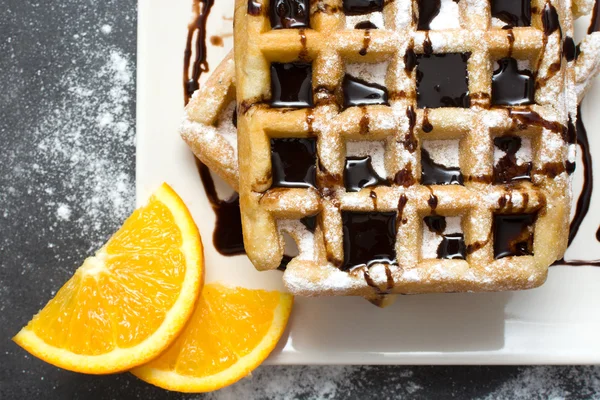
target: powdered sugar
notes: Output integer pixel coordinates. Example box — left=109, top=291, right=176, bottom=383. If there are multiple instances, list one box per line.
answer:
left=346, top=61, right=388, bottom=86
left=345, top=12, right=385, bottom=30
left=429, top=0, right=461, bottom=30
left=421, top=216, right=462, bottom=259
left=346, top=140, right=387, bottom=178
left=422, top=140, right=460, bottom=168
left=2, top=46, right=135, bottom=253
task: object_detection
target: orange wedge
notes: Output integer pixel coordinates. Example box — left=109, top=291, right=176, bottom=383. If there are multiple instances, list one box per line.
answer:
left=132, top=283, right=293, bottom=393
left=13, top=183, right=204, bottom=374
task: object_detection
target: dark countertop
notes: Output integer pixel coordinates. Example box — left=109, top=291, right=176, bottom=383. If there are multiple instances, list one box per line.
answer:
left=1, top=1, right=600, bottom=399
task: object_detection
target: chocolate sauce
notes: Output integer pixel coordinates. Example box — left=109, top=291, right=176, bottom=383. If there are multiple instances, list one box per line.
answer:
left=341, top=211, right=397, bottom=271
left=491, top=0, right=531, bottom=27
left=422, top=109, right=433, bottom=132
left=403, top=106, right=418, bottom=152
left=493, top=213, right=537, bottom=259
left=590, top=0, right=600, bottom=34
left=421, top=148, right=463, bottom=185
left=270, top=0, right=310, bottom=29
left=278, top=255, right=293, bottom=271
left=271, top=138, right=317, bottom=188
left=509, top=109, right=566, bottom=135
left=342, top=75, right=389, bottom=108
left=184, top=0, right=215, bottom=104
left=492, top=58, right=535, bottom=106
left=424, top=216, right=466, bottom=259
left=344, top=156, right=388, bottom=192
left=416, top=53, right=470, bottom=109
left=542, top=3, right=561, bottom=36
left=404, top=46, right=417, bottom=73
left=196, top=161, right=246, bottom=255
left=355, top=21, right=378, bottom=29
left=493, top=135, right=532, bottom=183
left=563, top=37, right=576, bottom=62
left=342, top=0, right=383, bottom=15
left=423, top=32, right=433, bottom=56
left=359, top=29, right=371, bottom=56
left=568, top=106, right=594, bottom=246
left=248, top=0, right=262, bottom=15
left=300, top=215, right=318, bottom=232
left=270, top=63, right=314, bottom=108
left=438, top=233, right=467, bottom=260
left=424, top=215, right=446, bottom=234
left=417, top=0, right=441, bottom=31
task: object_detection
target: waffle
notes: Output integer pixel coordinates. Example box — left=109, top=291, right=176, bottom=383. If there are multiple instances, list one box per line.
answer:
left=183, top=0, right=600, bottom=298
left=181, top=53, right=239, bottom=191
left=230, top=0, right=589, bottom=298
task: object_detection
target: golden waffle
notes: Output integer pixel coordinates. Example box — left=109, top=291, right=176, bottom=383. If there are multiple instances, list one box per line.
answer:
left=182, top=0, right=600, bottom=298
left=231, top=0, right=587, bottom=298
left=181, top=54, right=239, bottom=190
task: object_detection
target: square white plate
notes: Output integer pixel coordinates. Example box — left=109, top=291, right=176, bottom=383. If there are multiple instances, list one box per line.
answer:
left=137, top=0, right=600, bottom=364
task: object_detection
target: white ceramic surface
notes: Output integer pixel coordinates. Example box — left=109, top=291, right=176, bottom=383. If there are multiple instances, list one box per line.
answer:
left=137, top=0, right=600, bottom=364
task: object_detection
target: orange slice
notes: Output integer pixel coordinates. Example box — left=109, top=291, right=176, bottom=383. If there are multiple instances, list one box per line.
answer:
left=13, top=183, right=204, bottom=374
left=132, top=283, right=293, bottom=393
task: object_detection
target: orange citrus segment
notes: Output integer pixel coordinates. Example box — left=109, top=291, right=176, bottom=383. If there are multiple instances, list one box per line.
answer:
left=13, top=183, right=204, bottom=374
left=132, top=283, right=293, bottom=393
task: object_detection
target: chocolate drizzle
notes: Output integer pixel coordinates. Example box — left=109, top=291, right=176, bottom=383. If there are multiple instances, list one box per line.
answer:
left=421, top=148, right=463, bottom=185
left=271, top=63, right=314, bottom=108
left=438, top=233, right=467, bottom=260
left=184, top=0, right=215, bottom=104
left=493, top=213, right=537, bottom=259
left=567, top=107, right=594, bottom=246
left=196, top=161, right=246, bottom=255
left=404, top=45, right=417, bottom=73
left=342, top=0, right=383, bottom=15
left=424, top=216, right=466, bottom=260
left=416, top=53, right=470, bottom=108
left=492, top=58, right=534, bottom=106
left=563, top=37, right=576, bottom=62
left=355, top=21, right=378, bottom=29
left=271, top=138, right=317, bottom=188
left=491, top=0, right=531, bottom=28
left=344, top=156, right=388, bottom=192
left=342, top=75, right=389, bottom=108
left=493, top=135, right=532, bottom=184
left=248, top=0, right=262, bottom=15
left=359, top=29, right=371, bottom=56
left=341, top=211, right=397, bottom=271
left=417, top=0, right=441, bottom=30
left=541, top=2, right=561, bottom=36
left=270, top=0, right=310, bottom=29
left=590, top=0, right=600, bottom=34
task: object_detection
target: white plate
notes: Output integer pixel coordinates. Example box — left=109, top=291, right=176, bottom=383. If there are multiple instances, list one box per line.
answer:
left=137, top=0, right=600, bottom=364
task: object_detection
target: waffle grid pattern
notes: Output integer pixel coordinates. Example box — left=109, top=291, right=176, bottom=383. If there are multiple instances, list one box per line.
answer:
left=234, top=0, right=574, bottom=296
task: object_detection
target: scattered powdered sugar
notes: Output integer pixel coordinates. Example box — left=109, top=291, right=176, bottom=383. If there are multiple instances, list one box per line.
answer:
left=56, top=204, right=72, bottom=221
left=422, top=140, right=460, bottom=168
left=3, top=46, right=135, bottom=253
left=346, top=140, right=387, bottom=178
left=278, top=219, right=316, bottom=261
left=345, top=12, right=385, bottom=30
left=421, top=216, right=462, bottom=259
left=216, top=100, right=238, bottom=155
left=493, top=137, right=532, bottom=167
left=346, top=61, right=388, bottom=86
left=429, top=0, right=461, bottom=30
left=202, top=365, right=600, bottom=399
